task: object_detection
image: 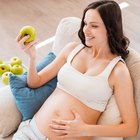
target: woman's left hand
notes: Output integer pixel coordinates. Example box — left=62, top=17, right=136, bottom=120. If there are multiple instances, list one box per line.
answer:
left=49, top=110, right=89, bottom=138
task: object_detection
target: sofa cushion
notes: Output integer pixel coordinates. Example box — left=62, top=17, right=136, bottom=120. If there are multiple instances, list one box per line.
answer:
left=0, top=86, right=21, bottom=138
left=52, top=17, right=81, bottom=56
left=9, top=52, right=57, bottom=121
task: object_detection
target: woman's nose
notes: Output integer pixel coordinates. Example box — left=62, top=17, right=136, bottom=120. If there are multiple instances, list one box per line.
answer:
left=84, top=26, right=91, bottom=35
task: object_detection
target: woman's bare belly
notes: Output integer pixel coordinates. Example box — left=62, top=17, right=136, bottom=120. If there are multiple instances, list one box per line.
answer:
left=35, top=88, right=101, bottom=140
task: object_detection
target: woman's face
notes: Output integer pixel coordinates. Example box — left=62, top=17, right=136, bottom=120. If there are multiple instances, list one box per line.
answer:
left=83, top=9, right=108, bottom=47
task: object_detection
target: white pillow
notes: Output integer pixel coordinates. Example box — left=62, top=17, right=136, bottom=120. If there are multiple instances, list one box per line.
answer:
left=94, top=95, right=122, bottom=140
left=97, top=95, right=122, bottom=124
left=52, top=17, right=81, bottom=56
left=52, top=17, right=123, bottom=140
left=0, top=86, right=21, bottom=138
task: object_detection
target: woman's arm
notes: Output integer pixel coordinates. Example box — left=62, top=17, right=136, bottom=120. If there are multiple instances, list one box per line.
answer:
left=49, top=62, right=138, bottom=138
left=16, top=34, right=78, bottom=88
left=86, top=62, right=138, bottom=137
left=32, top=41, right=78, bottom=88
left=16, top=34, right=40, bottom=88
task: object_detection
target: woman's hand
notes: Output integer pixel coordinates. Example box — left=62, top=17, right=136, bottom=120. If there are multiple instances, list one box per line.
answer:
left=16, top=34, right=38, bottom=59
left=49, top=110, right=89, bottom=138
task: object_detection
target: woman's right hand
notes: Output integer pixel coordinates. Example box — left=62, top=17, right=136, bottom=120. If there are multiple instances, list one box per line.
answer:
left=16, top=34, right=38, bottom=59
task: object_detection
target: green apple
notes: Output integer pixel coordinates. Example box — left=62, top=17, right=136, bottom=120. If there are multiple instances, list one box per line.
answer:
left=1, top=72, right=12, bottom=85
left=0, top=59, right=3, bottom=64
left=0, top=64, right=10, bottom=76
left=9, top=56, right=22, bottom=66
left=20, top=25, right=36, bottom=43
left=11, top=64, right=23, bottom=75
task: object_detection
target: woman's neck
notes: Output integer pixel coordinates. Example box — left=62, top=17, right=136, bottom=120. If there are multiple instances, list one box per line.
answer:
left=86, top=44, right=116, bottom=60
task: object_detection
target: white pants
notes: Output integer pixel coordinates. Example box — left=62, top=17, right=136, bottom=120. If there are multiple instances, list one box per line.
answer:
left=12, top=117, right=48, bottom=140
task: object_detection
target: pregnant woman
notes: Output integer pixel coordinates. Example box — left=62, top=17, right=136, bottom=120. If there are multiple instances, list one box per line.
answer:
left=12, top=1, right=138, bottom=140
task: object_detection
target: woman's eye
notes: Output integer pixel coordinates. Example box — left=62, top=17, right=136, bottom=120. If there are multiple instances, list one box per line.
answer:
left=91, top=25, right=98, bottom=28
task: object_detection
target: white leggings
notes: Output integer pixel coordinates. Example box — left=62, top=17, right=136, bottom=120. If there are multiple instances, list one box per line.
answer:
left=12, top=117, right=48, bottom=140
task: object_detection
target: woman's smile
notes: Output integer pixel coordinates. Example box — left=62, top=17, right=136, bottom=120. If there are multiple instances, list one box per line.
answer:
left=85, top=36, right=95, bottom=41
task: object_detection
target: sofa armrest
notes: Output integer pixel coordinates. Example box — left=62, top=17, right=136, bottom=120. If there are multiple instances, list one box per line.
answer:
left=0, top=86, right=21, bottom=138
left=35, top=36, right=55, bottom=50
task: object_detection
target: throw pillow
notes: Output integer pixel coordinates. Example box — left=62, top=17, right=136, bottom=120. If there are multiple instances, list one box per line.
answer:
left=9, top=52, right=57, bottom=121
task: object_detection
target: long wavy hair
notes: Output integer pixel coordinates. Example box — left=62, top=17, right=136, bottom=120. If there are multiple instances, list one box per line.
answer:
left=78, top=0, right=130, bottom=59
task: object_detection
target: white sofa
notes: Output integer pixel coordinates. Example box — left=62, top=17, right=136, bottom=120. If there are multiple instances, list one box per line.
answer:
left=0, top=17, right=140, bottom=140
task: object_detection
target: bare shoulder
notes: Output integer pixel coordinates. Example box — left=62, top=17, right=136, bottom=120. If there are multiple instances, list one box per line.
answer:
left=58, top=41, right=79, bottom=58
left=36, top=42, right=79, bottom=87
left=113, top=61, right=130, bottom=78
left=111, top=60, right=132, bottom=87
left=52, top=41, right=80, bottom=66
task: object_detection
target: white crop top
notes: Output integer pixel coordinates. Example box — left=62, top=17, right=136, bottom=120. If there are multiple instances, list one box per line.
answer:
left=57, top=44, right=124, bottom=112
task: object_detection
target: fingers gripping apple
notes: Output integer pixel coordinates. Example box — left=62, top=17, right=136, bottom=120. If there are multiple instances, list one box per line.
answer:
left=20, top=25, right=37, bottom=43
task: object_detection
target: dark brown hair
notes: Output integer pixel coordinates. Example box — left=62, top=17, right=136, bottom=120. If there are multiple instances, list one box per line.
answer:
left=78, top=0, right=129, bottom=59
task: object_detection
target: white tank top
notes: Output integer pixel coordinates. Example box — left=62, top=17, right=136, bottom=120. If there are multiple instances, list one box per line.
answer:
left=57, top=44, right=124, bottom=112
